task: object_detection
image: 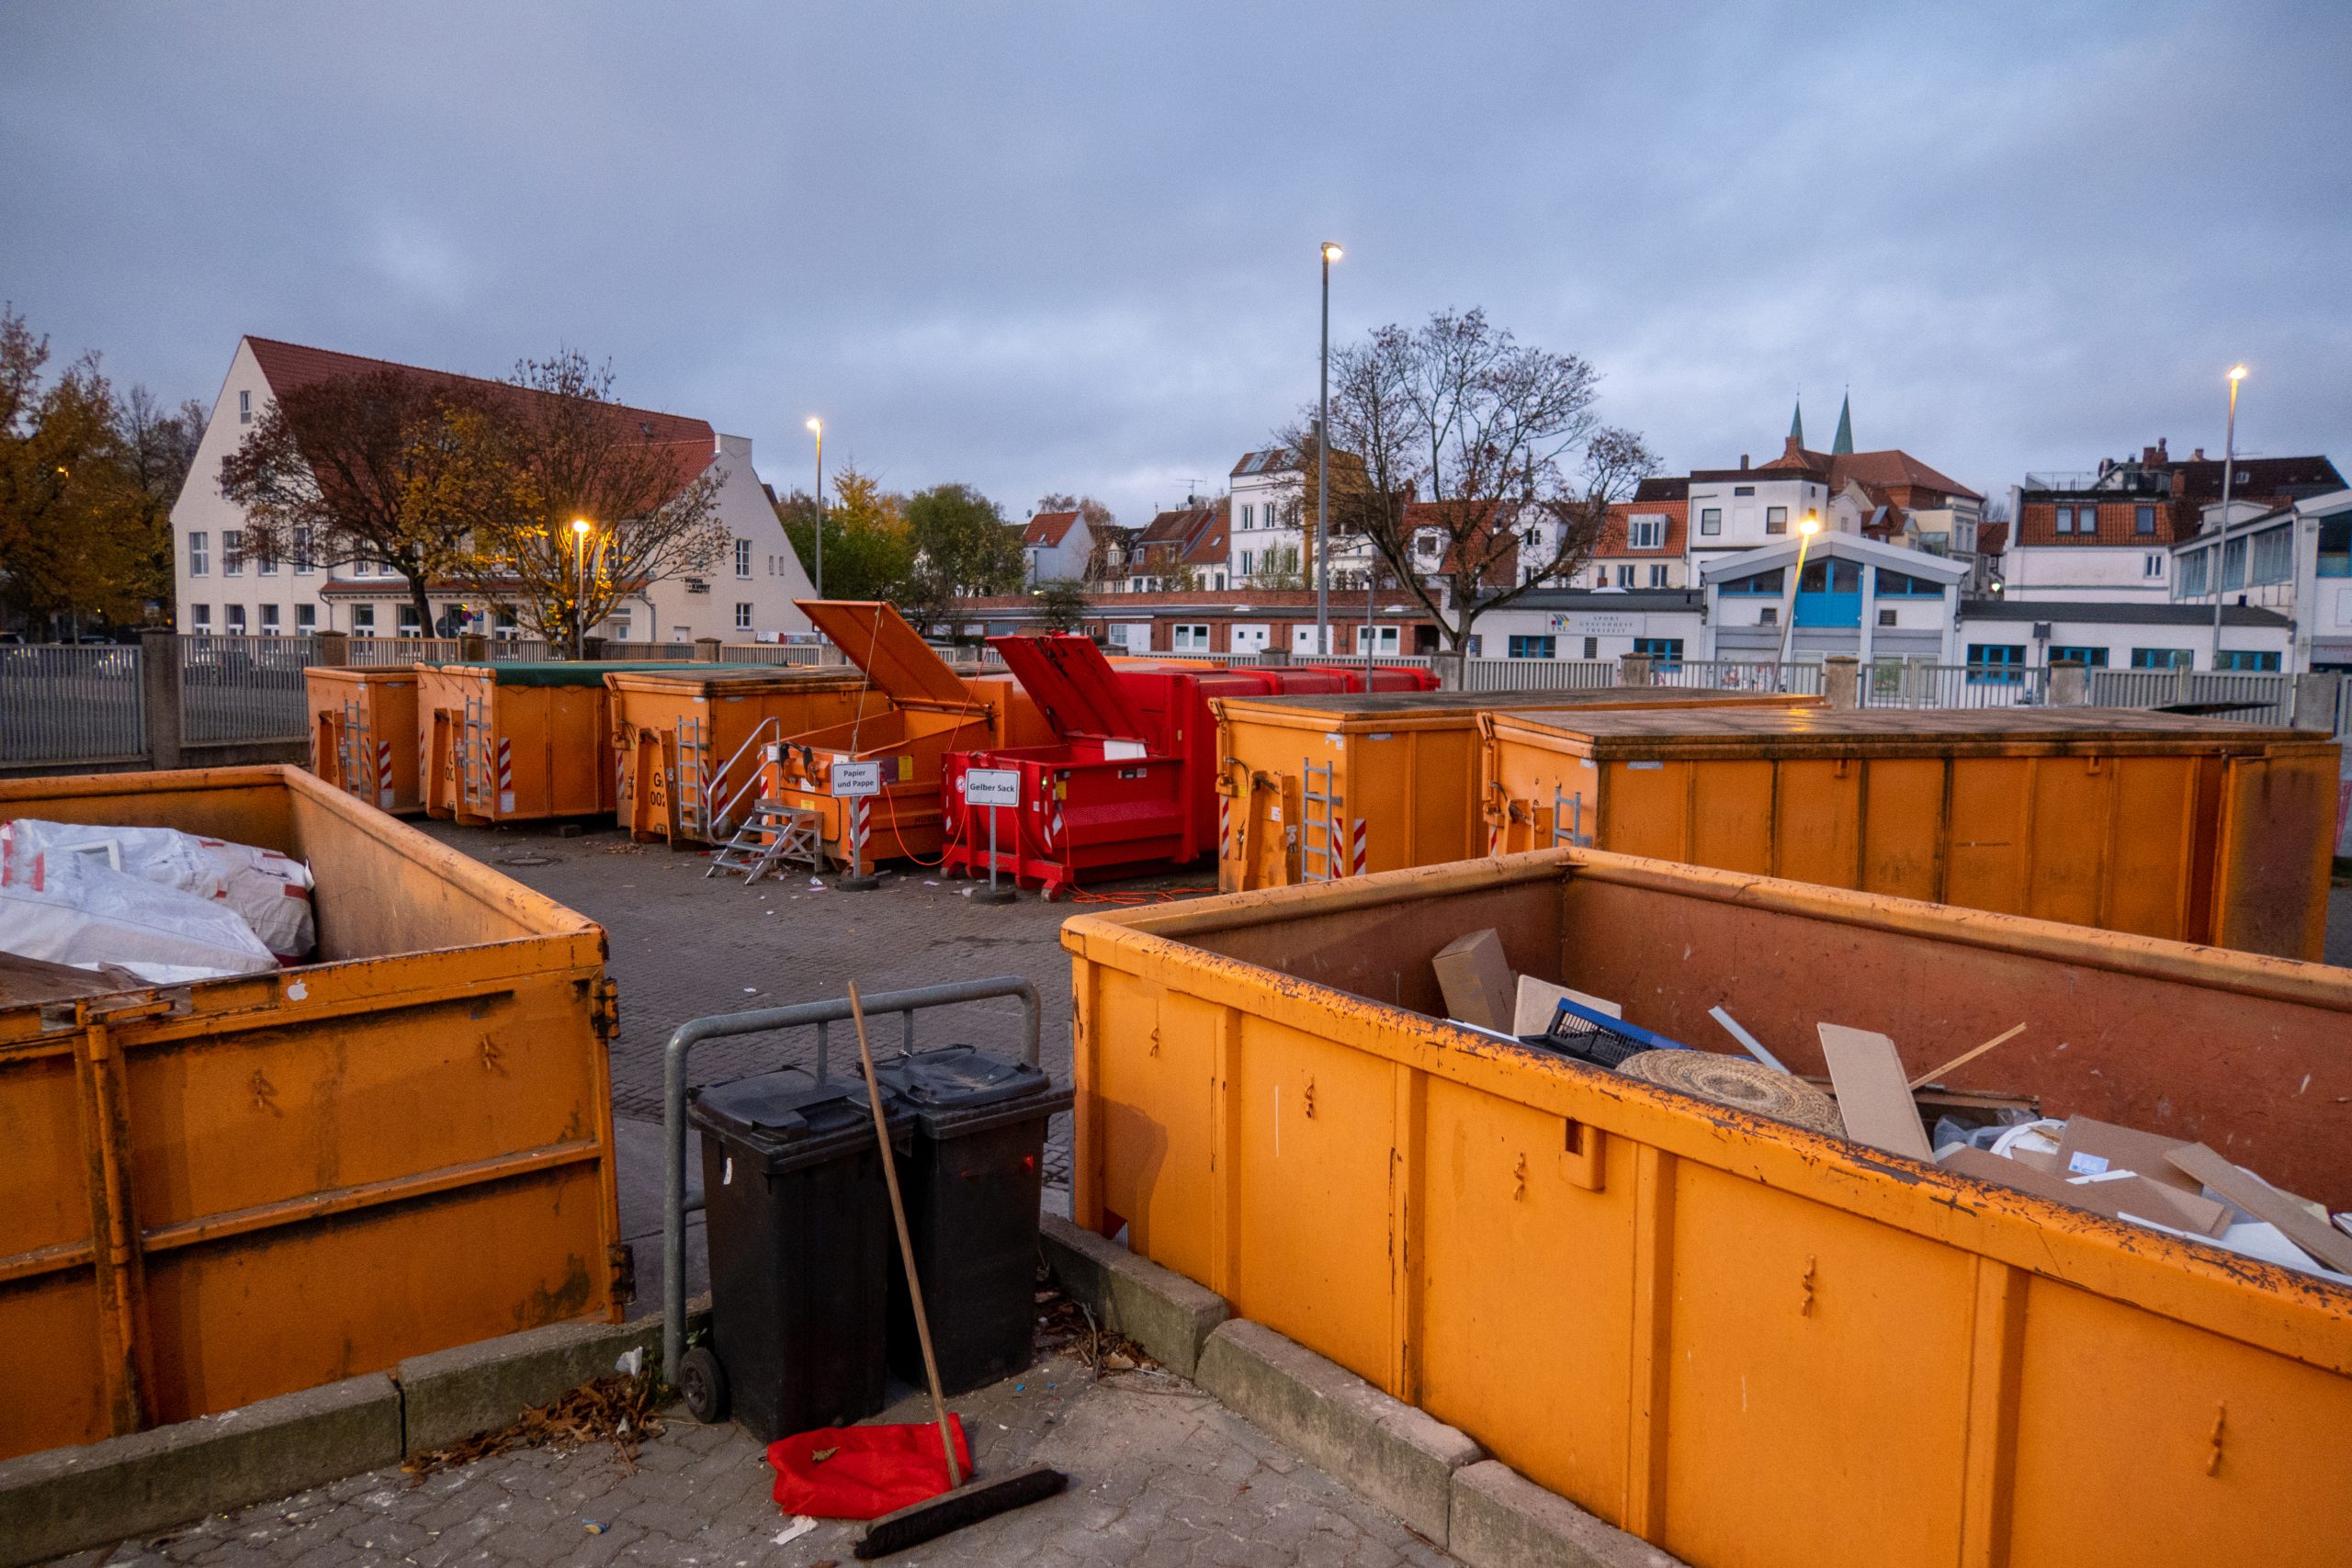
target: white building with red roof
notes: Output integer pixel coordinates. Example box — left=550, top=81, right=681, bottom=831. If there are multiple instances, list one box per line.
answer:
left=1018, top=507, right=1096, bottom=585
left=169, top=336, right=815, bottom=644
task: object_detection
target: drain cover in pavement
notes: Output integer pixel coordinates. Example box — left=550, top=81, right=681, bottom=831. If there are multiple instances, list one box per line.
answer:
left=498, top=854, right=556, bottom=867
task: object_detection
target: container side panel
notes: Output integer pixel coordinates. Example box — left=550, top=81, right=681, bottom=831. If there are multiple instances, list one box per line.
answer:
left=0, top=1049, right=91, bottom=1259
left=1412, top=727, right=1485, bottom=866
left=0, top=780, right=296, bottom=855
left=141, top=1160, right=609, bottom=1425
left=1228, top=1012, right=1396, bottom=1386
left=1659, top=1162, right=1975, bottom=1568
left=1943, top=758, right=2030, bottom=917
left=1193, top=883, right=1560, bottom=1020
left=2104, top=756, right=2199, bottom=942
left=1858, top=757, right=1945, bottom=903
left=1600, top=761, right=1688, bottom=863
left=285, top=791, right=550, bottom=957
left=1770, top=759, right=1861, bottom=890
left=1686, top=760, right=1776, bottom=876
left=0, top=1270, right=112, bottom=1455
left=1090, top=979, right=1216, bottom=1282
left=2005, top=1275, right=2352, bottom=1568
left=2018, top=756, right=2109, bottom=932
left=2213, top=750, right=2337, bottom=962
left=1416, top=1076, right=1634, bottom=1513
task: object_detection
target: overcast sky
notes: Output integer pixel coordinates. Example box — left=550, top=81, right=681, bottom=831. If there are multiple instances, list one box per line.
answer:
left=5, top=1, right=2346, bottom=521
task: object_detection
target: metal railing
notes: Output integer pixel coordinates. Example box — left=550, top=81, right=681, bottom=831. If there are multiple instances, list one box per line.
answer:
left=2086, top=668, right=2293, bottom=726
left=1651, top=660, right=1826, bottom=696
left=178, top=634, right=317, bottom=744
left=600, top=640, right=699, bottom=660
left=0, top=644, right=145, bottom=763
left=660, top=976, right=1042, bottom=1385
left=1460, top=658, right=1615, bottom=693
left=1860, top=661, right=2052, bottom=709
left=717, top=642, right=838, bottom=666
left=345, top=637, right=461, bottom=666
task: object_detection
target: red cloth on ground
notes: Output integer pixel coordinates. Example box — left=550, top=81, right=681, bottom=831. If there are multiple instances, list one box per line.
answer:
left=767, top=1416, right=973, bottom=1520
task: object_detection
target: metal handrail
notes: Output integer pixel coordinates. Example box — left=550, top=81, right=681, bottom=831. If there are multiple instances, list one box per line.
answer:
left=660, top=975, right=1042, bottom=1382
left=700, top=716, right=780, bottom=837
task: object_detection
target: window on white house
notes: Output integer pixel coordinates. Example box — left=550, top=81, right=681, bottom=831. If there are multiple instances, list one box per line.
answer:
left=353, top=558, right=372, bottom=577
left=293, top=528, right=313, bottom=574
left=226, top=604, right=247, bottom=632
left=2136, top=505, right=2157, bottom=536
left=257, top=538, right=277, bottom=575
left=1879, top=608, right=1896, bottom=626
left=1508, top=636, right=1555, bottom=659
left=1171, top=624, right=1213, bottom=651
left=1765, top=506, right=1788, bottom=535
left=260, top=604, right=280, bottom=635
left=1239, top=550, right=1253, bottom=575
left=735, top=539, right=752, bottom=578
left=1759, top=605, right=1779, bottom=626
left=735, top=602, right=752, bottom=629
left=1241, top=504, right=1254, bottom=530
left=190, top=604, right=210, bottom=630
left=2055, top=505, right=2074, bottom=535
left=1700, top=508, right=1723, bottom=536
left=610, top=613, right=630, bottom=639
left=239, top=389, right=251, bottom=423
left=188, top=531, right=209, bottom=575
left=1416, top=534, right=1439, bottom=558
left=1734, top=485, right=1755, bottom=498
left=223, top=530, right=245, bottom=575
left=353, top=604, right=376, bottom=631
left=1583, top=637, right=1598, bottom=658
left=1214, top=572, right=1226, bottom=591
left=1615, top=565, right=1634, bottom=587
left=2143, top=553, right=2165, bottom=579
left=2078, top=504, right=2098, bottom=533
left=296, top=604, right=316, bottom=632
left=397, top=604, right=422, bottom=633
left=1628, top=515, right=1665, bottom=550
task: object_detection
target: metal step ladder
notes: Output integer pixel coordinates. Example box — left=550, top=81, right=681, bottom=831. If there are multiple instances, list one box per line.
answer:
left=673, top=716, right=707, bottom=842
left=706, top=801, right=822, bottom=886
left=1301, top=758, right=1342, bottom=882
left=460, top=694, right=492, bottom=814
left=1550, top=786, right=1593, bottom=848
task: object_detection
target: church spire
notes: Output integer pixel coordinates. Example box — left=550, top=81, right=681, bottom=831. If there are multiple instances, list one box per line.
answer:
left=1832, top=390, right=1853, bottom=456
left=1789, top=399, right=1804, bottom=448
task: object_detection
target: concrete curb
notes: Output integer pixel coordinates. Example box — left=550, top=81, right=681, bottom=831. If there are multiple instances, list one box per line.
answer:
left=0, top=1299, right=710, bottom=1568
left=0, top=1373, right=401, bottom=1568
left=1038, top=1214, right=1228, bottom=1378
left=1451, top=1460, right=1686, bottom=1568
left=1193, top=1319, right=1483, bottom=1547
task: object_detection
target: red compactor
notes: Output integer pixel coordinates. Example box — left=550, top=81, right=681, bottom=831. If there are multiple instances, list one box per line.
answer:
left=942, top=637, right=1432, bottom=897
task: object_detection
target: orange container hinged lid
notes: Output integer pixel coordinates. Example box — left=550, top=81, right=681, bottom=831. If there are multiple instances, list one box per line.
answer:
left=989, top=635, right=1150, bottom=742
left=796, top=601, right=972, bottom=706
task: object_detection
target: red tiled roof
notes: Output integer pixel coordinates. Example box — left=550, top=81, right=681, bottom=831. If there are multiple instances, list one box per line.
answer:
left=1975, top=521, right=2008, bottom=558
left=1740, top=438, right=1981, bottom=503
left=1590, top=499, right=1689, bottom=558
left=1023, top=510, right=1082, bottom=547
left=1182, top=513, right=1229, bottom=566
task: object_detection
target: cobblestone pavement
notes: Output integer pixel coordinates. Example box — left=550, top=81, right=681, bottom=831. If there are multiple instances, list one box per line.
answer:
left=64, top=1350, right=1455, bottom=1568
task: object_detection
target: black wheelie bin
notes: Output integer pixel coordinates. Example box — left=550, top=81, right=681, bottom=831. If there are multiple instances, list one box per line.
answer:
left=684, top=1067, right=914, bottom=1441
left=869, top=1044, right=1075, bottom=1393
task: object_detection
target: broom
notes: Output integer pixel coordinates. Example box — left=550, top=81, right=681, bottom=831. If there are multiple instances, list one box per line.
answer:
left=844, top=982, right=1067, bottom=1559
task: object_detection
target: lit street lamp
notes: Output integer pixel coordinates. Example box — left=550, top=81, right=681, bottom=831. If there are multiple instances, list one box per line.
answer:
left=806, top=417, right=825, bottom=604
left=1772, top=512, right=1823, bottom=674
left=571, top=518, right=594, bottom=658
left=1316, top=241, right=1342, bottom=660
left=2211, top=366, right=2246, bottom=669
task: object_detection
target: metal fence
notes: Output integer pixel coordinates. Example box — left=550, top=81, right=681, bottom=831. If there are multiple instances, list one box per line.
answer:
left=1860, top=661, right=2053, bottom=710
left=2087, top=668, right=2295, bottom=727
left=1650, top=660, right=1826, bottom=696
left=718, top=643, right=839, bottom=666
left=1459, top=657, right=1615, bottom=693
left=0, top=644, right=146, bottom=764
left=178, top=635, right=317, bottom=744
left=600, top=641, right=700, bottom=660
left=346, top=637, right=462, bottom=667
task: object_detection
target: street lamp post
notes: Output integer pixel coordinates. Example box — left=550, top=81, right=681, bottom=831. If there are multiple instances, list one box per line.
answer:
left=2211, top=367, right=2246, bottom=670
left=1772, top=513, right=1823, bottom=677
left=1365, top=558, right=1379, bottom=682
left=571, top=518, right=593, bottom=658
left=1317, top=242, right=1342, bottom=660
left=806, top=417, right=825, bottom=604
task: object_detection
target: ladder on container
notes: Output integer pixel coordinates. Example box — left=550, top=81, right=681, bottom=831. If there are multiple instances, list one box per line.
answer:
left=333, top=698, right=365, bottom=799
left=673, top=716, right=707, bottom=842
left=1550, top=786, right=1593, bottom=849
left=460, top=694, right=492, bottom=813
left=1300, top=758, right=1341, bottom=882
left=706, top=801, right=822, bottom=885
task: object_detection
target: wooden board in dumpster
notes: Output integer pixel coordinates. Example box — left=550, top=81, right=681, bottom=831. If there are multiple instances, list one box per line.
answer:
left=1061, top=848, right=2352, bottom=1568
left=0, top=765, right=622, bottom=1462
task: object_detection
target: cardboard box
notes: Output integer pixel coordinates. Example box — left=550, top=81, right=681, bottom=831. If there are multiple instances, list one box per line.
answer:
left=1817, top=1023, right=1933, bottom=1161
left=1511, top=975, right=1622, bottom=1036
left=1432, top=929, right=1515, bottom=1032
left=2053, top=1117, right=2202, bottom=1195
left=2167, top=1144, right=2352, bottom=1274
left=1939, top=1146, right=2230, bottom=1236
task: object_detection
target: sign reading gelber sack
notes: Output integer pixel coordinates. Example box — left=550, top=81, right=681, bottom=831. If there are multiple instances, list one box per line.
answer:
left=830, top=759, right=884, bottom=798
left=964, top=768, right=1021, bottom=807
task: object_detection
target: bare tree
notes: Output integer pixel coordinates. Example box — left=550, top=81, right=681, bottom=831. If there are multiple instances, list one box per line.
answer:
left=447, top=352, right=727, bottom=656
left=1279, top=309, right=1656, bottom=671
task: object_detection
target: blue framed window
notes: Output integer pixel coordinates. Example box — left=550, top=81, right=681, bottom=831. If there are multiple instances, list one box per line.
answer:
left=1508, top=635, right=1555, bottom=660
left=1966, top=644, right=2027, bottom=684
left=2046, top=645, right=2109, bottom=668
left=1633, top=637, right=1684, bottom=671
left=2214, top=650, right=2280, bottom=671
left=1718, top=569, right=1784, bottom=595
left=2131, top=648, right=2191, bottom=670
left=1873, top=569, right=1945, bottom=598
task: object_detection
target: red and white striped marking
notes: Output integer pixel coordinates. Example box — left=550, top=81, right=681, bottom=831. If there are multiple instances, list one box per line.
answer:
left=846, top=795, right=870, bottom=874
left=496, top=737, right=514, bottom=814
left=1349, top=818, right=1367, bottom=877
left=1217, top=796, right=1230, bottom=859
left=376, top=741, right=394, bottom=808
left=1487, top=823, right=1501, bottom=856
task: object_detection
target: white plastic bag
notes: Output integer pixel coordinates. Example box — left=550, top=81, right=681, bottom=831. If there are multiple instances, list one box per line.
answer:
left=0, top=819, right=315, bottom=962
left=0, top=850, right=279, bottom=982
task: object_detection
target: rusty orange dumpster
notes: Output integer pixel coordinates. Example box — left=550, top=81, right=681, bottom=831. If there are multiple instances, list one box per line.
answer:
left=1214, top=684, right=1820, bottom=891
left=0, top=765, right=621, bottom=1463
left=303, top=663, right=424, bottom=814
left=1480, top=705, right=2339, bottom=959
left=605, top=665, right=876, bottom=844
left=1062, top=850, right=2352, bottom=1568
left=757, top=604, right=998, bottom=874
left=420, top=660, right=707, bottom=826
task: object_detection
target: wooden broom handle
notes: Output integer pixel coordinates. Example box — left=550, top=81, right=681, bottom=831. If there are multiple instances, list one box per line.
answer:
left=847, top=983, right=963, bottom=1489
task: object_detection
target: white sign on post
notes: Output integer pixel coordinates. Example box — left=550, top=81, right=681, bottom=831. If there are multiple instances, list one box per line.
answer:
left=830, top=759, right=884, bottom=798
left=964, top=768, right=1021, bottom=807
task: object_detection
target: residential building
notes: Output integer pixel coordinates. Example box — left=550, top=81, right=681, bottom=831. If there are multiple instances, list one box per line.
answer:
left=1952, top=599, right=2294, bottom=677
left=1699, top=531, right=1969, bottom=665
left=1550, top=480, right=1690, bottom=591
left=1019, top=508, right=1095, bottom=585
left=1122, top=502, right=1230, bottom=592
left=1455, top=588, right=1705, bottom=665
left=2001, top=441, right=2344, bottom=605
left=2169, top=486, right=2352, bottom=671
left=171, top=336, right=814, bottom=643
left=949, top=587, right=1436, bottom=658
left=1227, top=445, right=1378, bottom=589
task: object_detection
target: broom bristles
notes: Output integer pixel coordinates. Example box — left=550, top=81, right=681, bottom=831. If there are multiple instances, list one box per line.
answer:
left=854, top=1465, right=1069, bottom=1560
